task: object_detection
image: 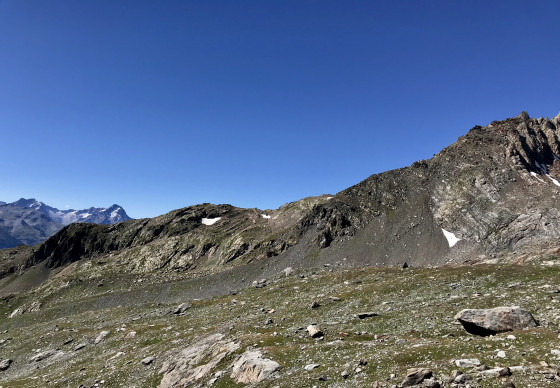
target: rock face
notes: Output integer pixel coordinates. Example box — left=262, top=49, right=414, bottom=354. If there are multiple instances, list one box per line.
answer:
left=230, top=350, right=280, bottom=384
left=158, top=333, right=239, bottom=388
left=455, top=306, right=538, bottom=336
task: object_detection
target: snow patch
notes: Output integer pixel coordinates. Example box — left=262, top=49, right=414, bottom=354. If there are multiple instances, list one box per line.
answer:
left=201, top=217, right=221, bottom=225
left=534, top=162, right=560, bottom=187
left=530, top=171, right=545, bottom=183
left=261, top=214, right=271, bottom=219
left=441, top=228, right=461, bottom=248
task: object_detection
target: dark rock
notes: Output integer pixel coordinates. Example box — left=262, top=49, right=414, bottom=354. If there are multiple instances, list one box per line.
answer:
left=455, top=306, right=538, bottom=336
left=356, top=312, right=379, bottom=319
left=172, top=303, right=192, bottom=315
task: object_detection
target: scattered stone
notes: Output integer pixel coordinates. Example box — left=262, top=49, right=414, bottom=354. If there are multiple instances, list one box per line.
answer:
left=142, top=356, right=156, bottom=365
left=498, top=367, right=512, bottom=377
left=74, top=343, right=87, bottom=351
left=304, top=364, right=320, bottom=371
left=502, top=382, right=516, bottom=388
left=356, top=312, right=379, bottom=319
left=329, top=296, right=341, bottom=302
left=95, top=330, right=110, bottom=344
left=318, top=375, right=328, bottom=381
left=341, top=370, right=350, bottom=379
left=401, top=368, right=433, bottom=387
left=307, top=325, right=323, bottom=338
left=455, top=306, right=538, bottom=336
left=497, top=350, right=506, bottom=358
left=506, top=334, right=516, bottom=340
left=29, top=349, right=57, bottom=362
left=282, top=267, right=294, bottom=276
left=0, top=359, right=12, bottom=371
left=230, top=350, right=280, bottom=383
left=172, top=303, right=192, bottom=315
left=455, top=358, right=481, bottom=368
left=125, top=331, right=137, bottom=339
left=311, top=301, right=321, bottom=309
left=454, top=373, right=472, bottom=384
left=253, top=279, right=268, bottom=288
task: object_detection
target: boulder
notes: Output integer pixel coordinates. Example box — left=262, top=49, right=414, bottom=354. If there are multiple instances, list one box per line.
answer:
left=401, top=368, right=433, bottom=387
left=455, top=358, right=480, bottom=368
left=230, top=350, right=280, bottom=383
left=172, top=303, right=192, bottom=315
left=29, top=350, right=57, bottom=362
left=455, top=306, right=538, bottom=336
left=307, top=325, right=323, bottom=338
left=95, top=330, right=110, bottom=344
left=0, top=359, right=12, bottom=371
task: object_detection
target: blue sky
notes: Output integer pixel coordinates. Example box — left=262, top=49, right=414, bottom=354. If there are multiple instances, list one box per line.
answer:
left=1, top=0, right=559, bottom=218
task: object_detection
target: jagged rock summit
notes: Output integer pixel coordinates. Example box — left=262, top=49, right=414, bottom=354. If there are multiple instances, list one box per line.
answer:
left=2, top=111, right=560, bottom=284
left=0, top=199, right=131, bottom=249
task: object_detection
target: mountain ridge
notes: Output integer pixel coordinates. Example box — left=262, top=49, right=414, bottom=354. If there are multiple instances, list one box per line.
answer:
left=2, top=112, right=560, bottom=284
left=0, top=199, right=132, bottom=249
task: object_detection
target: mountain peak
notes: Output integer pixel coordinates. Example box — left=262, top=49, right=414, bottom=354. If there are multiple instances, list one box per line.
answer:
left=518, top=111, right=530, bottom=120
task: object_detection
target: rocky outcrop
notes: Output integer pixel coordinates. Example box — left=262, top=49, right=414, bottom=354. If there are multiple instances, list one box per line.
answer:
left=455, top=306, right=538, bottom=336
left=158, top=333, right=239, bottom=388
left=230, top=350, right=280, bottom=384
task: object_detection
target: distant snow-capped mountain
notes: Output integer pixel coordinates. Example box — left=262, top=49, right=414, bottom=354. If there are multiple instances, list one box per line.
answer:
left=0, top=199, right=132, bottom=249
left=11, top=199, right=130, bottom=226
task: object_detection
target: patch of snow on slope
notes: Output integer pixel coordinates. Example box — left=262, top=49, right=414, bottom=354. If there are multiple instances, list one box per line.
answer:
left=261, top=214, right=271, bottom=219
left=535, top=162, right=560, bottom=187
left=441, top=228, right=461, bottom=248
left=201, top=217, right=221, bottom=225
left=530, top=171, right=545, bottom=182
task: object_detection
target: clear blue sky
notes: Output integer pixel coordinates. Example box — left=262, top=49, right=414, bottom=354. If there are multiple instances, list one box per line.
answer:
left=1, top=0, right=559, bottom=218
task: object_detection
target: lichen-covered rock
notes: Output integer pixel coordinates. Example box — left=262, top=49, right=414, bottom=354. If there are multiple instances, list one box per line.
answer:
left=455, top=306, right=538, bottom=336
left=230, top=350, right=280, bottom=383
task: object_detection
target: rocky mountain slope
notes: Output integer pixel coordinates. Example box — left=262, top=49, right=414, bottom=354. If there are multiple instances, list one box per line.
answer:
left=2, top=112, right=560, bottom=280
left=2, top=112, right=560, bottom=387
left=0, top=199, right=131, bottom=249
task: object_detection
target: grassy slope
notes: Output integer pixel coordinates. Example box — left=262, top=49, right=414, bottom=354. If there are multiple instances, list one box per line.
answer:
left=1, top=258, right=560, bottom=387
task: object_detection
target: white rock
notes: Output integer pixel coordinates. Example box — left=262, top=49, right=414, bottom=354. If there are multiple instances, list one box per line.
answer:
left=496, top=350, right=506, bottom=358
left=230, top=350, right=280, bottom=383
left=455, top=358, right=481, bottom=368
left=304, top=364, right=320, bottom=371
left=95, top=330, right=110, bottom=344
left=506, top=334, right=516, bottom=340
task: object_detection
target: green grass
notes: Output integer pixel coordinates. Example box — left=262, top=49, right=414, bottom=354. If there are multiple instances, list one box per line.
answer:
left=1, top=261, right=560, bottom=387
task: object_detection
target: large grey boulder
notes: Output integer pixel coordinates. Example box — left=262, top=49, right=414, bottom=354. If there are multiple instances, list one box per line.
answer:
left=230, top=350, right=280, bottom=383
left=455, top=306, right=538, bottom=336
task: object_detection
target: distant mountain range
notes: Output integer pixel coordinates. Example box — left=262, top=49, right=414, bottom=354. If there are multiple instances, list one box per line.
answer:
left=0, top=199, right=131, bottom=248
